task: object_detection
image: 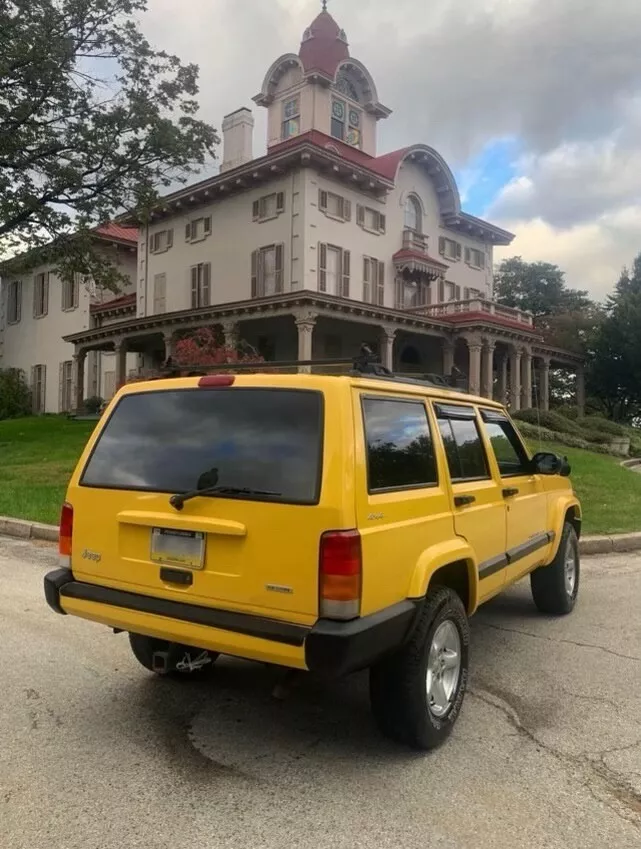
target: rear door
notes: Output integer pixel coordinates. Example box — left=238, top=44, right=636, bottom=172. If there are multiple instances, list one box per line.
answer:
left=432, top=402, right=508, bottom=603
left=478, top=408, right=550, bottom=583
left=68, top=383, right=347, bottom=625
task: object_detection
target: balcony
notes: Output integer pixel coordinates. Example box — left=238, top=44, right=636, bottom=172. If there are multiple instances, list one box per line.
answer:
left=409, top=298, right=535, bottom=329
left=402, top=229, right=430, bottom=252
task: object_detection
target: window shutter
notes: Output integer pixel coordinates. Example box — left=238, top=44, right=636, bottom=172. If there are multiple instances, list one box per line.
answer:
left=167, top=229, right=174, bottom=249
left=456, top=242, right=462, bottom=260
left=153, top=273, right=167, bottom=313
left=464, top=287, right=470, bottom=300
left=204, top=217, right=212, bottom=235
left=376, top=261, right=385, bottom=306
left=274, top=243, right=284, bottom=293
left=32, top=275, right=38, bottom=318
left=363, top=257, right=371, bottom=303
left=73, top=275, right=79, bottom=309
left=455, top=285, right=461, bottom=300
left=149, top=236, right=154, bottom=252
left=41, top=365, right=47, bottom=413
left=378, top=213, right=386, bottom=234
left=252, top=200, right=260, bottom=220
left=43, top=273, right=49, bottom=317
left=202, top=263, right=211, bottom=306
left=185, top=223, right=191, bottom=242
left=276, top=192, right=285, bottom=213
left=190, top=266, right=199, bottom=308
left=464, top=247, right=471, bottom=264
left=438, top=279, right=445, bottom=303
left=319, top=190, right=328, bottom=211
left=479, top=251, right=486, bottom=270
left=58, top=362, right=64, bottom=414
left=343, top=200, right=352, bottom=221
left=341, top=249, right=351, bottom=298
left=425, top=284, right=432, bottom=305
left=16, top=281, right=22, bottom=322
left=357, top=205, right=365, bottom=226
left=256, top=249, right=266, bottom=297
left=251, top=250, right=258, bottom=298
left=439, top=236, right=445, bottom=256
left=318, top=243, right=327, bottom=292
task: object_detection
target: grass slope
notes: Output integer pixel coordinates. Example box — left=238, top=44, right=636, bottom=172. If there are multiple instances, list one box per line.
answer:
left=0, top=417, right=95, bottom=526
left=1, top=417, right=640, bottom=535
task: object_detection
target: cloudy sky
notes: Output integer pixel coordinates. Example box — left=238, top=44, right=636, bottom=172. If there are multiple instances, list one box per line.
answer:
left=141, top=0, right=641, bottom=301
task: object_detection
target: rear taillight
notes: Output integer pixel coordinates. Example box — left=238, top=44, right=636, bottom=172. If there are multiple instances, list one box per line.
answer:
left=319, top=530, right=362, bottom=621
left=59, top=502, right=73, bottom=565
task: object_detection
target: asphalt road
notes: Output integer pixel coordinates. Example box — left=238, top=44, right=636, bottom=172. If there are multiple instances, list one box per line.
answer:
left=1, top=537, right=640, bottom=849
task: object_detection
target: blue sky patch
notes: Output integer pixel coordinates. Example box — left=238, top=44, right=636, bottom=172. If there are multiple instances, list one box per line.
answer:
left=454, top=137, right=522, bottom=217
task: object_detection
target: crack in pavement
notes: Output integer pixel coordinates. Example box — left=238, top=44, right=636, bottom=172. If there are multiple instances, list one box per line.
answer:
left=469, top=687, right=641, bottom=830
left=477, top=622, right=641, bottom=663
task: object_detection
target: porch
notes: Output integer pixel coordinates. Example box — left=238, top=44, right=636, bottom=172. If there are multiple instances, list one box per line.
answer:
left=64, top=292, right=585, bottom=414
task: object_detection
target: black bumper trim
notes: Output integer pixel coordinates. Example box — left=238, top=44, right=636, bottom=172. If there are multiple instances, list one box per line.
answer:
left=44, top=568, right=73, bottom=615
left=45, top=572, right=309, bottom=647
left=305, top=600, right=420, bottom=677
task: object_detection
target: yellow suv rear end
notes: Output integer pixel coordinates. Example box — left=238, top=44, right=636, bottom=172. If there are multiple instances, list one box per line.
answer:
left=44, top=366, right=581, bottom=750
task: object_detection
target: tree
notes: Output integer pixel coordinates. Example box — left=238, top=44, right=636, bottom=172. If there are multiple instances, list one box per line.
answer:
left=0, top=368, right=32, bottom=419
left=494, top=257, right=593, bottom=319
left=0, top=0, right=218, bottom=289
left=173, top=328, right=263, bottom=369
left=587, top=254, right=641, bottom=422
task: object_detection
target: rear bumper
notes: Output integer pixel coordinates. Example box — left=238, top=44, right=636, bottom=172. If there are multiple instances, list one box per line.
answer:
left=44, top=569, right=419, bottom=676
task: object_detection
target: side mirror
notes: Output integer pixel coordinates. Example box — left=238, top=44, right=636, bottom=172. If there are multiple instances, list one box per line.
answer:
left=531, top=452, right=571, bottom=477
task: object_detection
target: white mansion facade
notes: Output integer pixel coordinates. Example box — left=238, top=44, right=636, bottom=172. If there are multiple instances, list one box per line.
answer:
left=0, top=7, right=584, bottom=414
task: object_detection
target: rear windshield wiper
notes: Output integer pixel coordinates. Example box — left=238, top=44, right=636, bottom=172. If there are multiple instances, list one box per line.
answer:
left=170, top=485, right=282, bottom=511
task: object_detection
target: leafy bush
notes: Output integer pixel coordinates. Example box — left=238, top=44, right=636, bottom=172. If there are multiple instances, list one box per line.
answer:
left=513, top=408, right=585, bottom=436
left=514, top=419, right=615, bottom=456
left=83, top=396, right=104, bottom=415
left=579, top=416, right=627, bottom=437
left=555, top=405, right=579, bottom=420
left=0, top=368, right=32, bottom=420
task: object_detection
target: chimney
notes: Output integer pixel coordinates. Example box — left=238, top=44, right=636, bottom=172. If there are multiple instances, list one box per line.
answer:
left=221, top=108, right=254, bottom=173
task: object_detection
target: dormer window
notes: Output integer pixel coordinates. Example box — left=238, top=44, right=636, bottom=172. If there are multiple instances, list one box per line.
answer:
left=282, top=97, right=300, bottom=139
left=404, top=195, right=422, bottom=233
left=336, top=70, right=360, bottom=102
left=331, top=98, right=361, bottom=147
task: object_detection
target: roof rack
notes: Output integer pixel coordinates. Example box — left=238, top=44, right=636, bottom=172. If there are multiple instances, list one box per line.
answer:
left=159, top=343, right=468, bottom=392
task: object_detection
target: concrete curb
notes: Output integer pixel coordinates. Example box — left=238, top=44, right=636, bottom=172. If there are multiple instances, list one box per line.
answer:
left=2, top=515, right=641, bottom=558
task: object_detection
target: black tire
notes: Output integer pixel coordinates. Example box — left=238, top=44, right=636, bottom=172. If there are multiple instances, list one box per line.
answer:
left=369, top=586, right=470, bottom=751
left=128, top=633, right=218, bottom=679
left=530, top=521, right=580, bottom=615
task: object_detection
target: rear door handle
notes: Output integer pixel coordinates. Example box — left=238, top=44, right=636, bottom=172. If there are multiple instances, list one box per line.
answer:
left=454, top=495, right=476, bottom=507
left=502, top=487, right=519, bottom=498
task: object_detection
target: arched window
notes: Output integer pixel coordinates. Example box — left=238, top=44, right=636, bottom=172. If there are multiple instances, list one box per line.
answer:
left=404, top=195, right=422, bottom=233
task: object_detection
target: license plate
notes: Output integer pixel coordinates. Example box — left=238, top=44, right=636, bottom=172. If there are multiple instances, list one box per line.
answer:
left=150, top=528, right=205, bottom=570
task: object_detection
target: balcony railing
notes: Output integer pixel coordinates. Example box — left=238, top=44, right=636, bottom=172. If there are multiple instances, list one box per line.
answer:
left=409, top=298, right=535, bottom=328
left=402, top=229, right=430, bottom=252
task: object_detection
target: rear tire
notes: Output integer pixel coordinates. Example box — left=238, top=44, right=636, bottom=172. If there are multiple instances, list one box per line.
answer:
left=369, top=586, right=470, bottom=751
left=128, top=633, right=218, bottom=679
left=530, top=522, right=580, bottom=615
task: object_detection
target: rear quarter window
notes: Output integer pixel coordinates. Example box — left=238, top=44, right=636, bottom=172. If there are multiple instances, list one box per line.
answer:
left=80, top=388, right=324, bottom=504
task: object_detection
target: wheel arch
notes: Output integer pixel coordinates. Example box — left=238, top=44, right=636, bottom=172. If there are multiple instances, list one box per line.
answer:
left=408, top=540, right=479, bottom=615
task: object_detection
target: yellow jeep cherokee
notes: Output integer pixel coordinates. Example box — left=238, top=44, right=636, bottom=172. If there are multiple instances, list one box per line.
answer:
left=44, top=359, right=581, bottom=750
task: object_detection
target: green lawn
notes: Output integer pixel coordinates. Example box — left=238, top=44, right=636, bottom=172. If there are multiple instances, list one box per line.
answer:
left=0, top=417, right=96, bottom=526
left=1, top=417, right=641, bottom=535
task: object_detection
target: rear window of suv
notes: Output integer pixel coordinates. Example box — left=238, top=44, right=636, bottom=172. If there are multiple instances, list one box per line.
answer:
left=80, top=388, right=323, bottom=504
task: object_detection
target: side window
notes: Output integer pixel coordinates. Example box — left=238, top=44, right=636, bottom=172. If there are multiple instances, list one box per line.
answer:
left=362, top=397, right=438, bottom=492
left=435, top=404, right=489, bottom=481
left=481, top=411, right=530, bottom=476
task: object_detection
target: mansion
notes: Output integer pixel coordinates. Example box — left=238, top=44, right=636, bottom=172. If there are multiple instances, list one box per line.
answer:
left=0, top=6, right=584, bottom=414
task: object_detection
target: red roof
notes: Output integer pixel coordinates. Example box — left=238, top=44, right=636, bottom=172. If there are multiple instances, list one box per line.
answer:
left=393, top=249, right=449, bottom=269
left=94, top=223, right=139, bottom=244
left=440, top=310, right=539, bottom=334
left=373, top=148, right=413, bottom=181
left=90, top=293, right=137, bottom=313
left=299, top=11, right=349, bottom=78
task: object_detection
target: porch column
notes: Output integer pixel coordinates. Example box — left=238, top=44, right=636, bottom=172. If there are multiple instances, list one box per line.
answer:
left=521, top=349, right=533, bottom=410
left=73, top=349, right=87, bottom=413
left=466, top=337, right=482, bottom=396
left=380, top=326, right=396, bottom=372
left=498, top=352, right=509, bottom=404
left=509, top=346, right=522, bottom=412
left=539, top=356, right=551, bottom=412
left=163, top=331, right=176, bottom=362
left=576, top=364, right=586, bottom=416
left=295, top=311, right=317, bottom=373
left=482, top=339, right=496, bottom=399
left=220, top=319, right=240, bottom=352
left=442, top=338, right=456, bottom=377
left=114, top=340, right=128, bottom=389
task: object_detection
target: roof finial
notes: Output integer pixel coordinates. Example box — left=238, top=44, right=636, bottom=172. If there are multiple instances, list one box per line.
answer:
left=322, top=0, right=327, bottom=10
